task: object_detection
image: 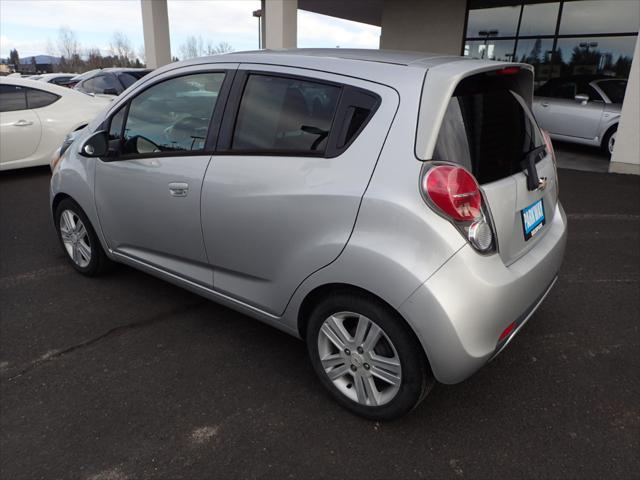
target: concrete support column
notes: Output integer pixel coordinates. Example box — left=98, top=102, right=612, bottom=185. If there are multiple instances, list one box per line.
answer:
left=141, top=0, right=172, bottom=69
left=610, top=34, right=640, bottom=175
left=262, top=0, right=297, bottom=49
left=380, top=0, right=467, bottom=55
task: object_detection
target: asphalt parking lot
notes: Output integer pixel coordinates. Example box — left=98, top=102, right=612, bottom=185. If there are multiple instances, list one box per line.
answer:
left=1, top=163, right=639, bottom=480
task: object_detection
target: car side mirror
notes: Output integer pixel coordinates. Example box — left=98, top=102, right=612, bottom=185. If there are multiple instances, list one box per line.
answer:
left=135, top=135, right=161, bottom=154
left=103, top=88, right=119, bottom=96
left=79, top=130, right=108, bottom=157
left=575, top=94, right=589, bottom=105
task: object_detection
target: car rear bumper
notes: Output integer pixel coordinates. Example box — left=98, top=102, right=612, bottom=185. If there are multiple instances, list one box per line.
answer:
left=399, top=202, right=567, bottom=384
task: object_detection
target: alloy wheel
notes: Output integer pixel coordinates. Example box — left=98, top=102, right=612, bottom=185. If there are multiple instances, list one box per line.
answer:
left=59, top=209, right=92, bottom=268
left=317, top=311, right=402, bottom=407
left=608, top=131, right=616, bottom=154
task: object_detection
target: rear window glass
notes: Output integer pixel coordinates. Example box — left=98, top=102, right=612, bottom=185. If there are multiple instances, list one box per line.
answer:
left=118, top=72, right=148, bottom=89
left=434, top=83, right=543, bottom=184
left=232, top=74, right=341, bottom=153
left=26, top=88, right=59, bottom=109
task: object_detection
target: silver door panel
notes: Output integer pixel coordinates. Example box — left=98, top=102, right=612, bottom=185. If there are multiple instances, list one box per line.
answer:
left=95, top=155, right=214, bottom=286
left=535, top=96, right=603, bottom=139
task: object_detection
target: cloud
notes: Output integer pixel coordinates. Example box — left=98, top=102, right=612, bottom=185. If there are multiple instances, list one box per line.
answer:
left=298, top=11, right=380, bottom=48
left=0, top=0, right=143, bottom=35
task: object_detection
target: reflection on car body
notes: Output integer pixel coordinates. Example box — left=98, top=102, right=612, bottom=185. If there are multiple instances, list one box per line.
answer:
left=533, top=75, right=627, bottom=155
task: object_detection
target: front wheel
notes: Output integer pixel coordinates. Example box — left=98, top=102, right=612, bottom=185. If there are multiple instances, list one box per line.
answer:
left=55, top=198, right=111, bottom=276
left=306, top=292, right=434, bottom=420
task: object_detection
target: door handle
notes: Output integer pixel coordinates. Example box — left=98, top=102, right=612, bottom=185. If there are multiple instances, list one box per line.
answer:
left=541, top=102, right=549, bottom=107
left=13, top=119, right=33, bottom=127
left=168, top=182, right=189, bottom=197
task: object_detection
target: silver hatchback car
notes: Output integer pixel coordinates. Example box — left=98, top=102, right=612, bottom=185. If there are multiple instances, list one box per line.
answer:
left=50, top=49, right=567, bottom=420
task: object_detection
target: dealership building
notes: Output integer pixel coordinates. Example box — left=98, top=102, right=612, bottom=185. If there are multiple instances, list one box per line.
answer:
left=140, top=0, right=639, bottom=173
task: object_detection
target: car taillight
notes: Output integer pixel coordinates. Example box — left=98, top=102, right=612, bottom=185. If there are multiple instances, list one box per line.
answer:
left=424, top=165, right=481, bottom=221
left=421, top=165, right=495, bottom=253
left=498, top=321, right=517, bottom=342
left=541, top=129, right=555, bottom=162
left=541, top=129, right=559, bottom=200
left=495, top=66, right=521, bottom=75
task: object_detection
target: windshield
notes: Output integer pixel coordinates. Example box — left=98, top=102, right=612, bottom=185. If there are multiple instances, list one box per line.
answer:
left=596, top=79, right=627, bottom=104
left=434, top=84, right=543, bottom=184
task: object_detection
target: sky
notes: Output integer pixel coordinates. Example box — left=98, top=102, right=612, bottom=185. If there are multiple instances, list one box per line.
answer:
left=0, top=0, right=381, bottom=60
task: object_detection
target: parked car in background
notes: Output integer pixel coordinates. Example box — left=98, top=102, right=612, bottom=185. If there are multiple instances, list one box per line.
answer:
left=50, top=50, right=566, bottom=420
left=533, top=75, right=627, bottom=155
left=65, top=69, right=100, bottom=89
left=30, top=73, right=76, bottom=86
left=0, top=77, right=110, bottom=171
left=73, top=68, right=151, bottom=97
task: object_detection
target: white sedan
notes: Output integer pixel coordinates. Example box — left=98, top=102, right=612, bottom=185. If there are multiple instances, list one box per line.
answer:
left=0, top=77, right=110, bottom=171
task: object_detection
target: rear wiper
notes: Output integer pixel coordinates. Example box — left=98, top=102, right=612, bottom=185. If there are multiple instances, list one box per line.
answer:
left=522, top=145, right=546, bottom=191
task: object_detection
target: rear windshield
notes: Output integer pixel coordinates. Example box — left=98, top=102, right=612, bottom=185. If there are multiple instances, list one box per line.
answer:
left=434, top=76, right=543, bottom=184
left=118, top=71, right=150, bottom=89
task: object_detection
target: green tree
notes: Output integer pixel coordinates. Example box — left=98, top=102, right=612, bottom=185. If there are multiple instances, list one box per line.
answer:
left=8, top=48, right=19, bottom=68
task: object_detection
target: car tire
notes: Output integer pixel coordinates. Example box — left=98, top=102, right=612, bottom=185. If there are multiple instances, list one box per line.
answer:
left=55, top=198, right=111, bottom=276
left=601, top=125, right=617, bottom=156
left=306, top=291, right=434, bottom=420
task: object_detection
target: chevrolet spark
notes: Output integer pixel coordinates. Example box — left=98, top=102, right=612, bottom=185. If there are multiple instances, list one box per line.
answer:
left=50, top=49, right=567, bottom=420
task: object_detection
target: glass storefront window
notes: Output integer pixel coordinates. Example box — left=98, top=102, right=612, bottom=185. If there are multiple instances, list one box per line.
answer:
left=519, top=2, right=560, bottom=36
left=465, top=40, right=516, bottom=61
left=466, top=6, right=521, bottom=38
left=464, top=1, right=638, bottom=87
left=515, top=38, right=556, bottom=86
left=560, top=0, right=640, bottom=35
left=555, top=36, right=637, bottom=77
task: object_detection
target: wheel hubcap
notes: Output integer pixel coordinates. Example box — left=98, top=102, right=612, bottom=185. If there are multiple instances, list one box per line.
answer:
left=59, top=209, right=91, bottom=268
left=609, top=132, right=616, bottom=154
left=317, top=312, right=401, bottom=407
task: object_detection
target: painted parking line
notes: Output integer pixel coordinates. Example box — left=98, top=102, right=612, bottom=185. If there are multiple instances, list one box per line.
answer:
left=567, top=213, right=640, bottom=221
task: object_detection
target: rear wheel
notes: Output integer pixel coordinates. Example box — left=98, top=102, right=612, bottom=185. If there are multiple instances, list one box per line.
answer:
left=55, top=198, right=111, bottom=276
left=601, top=126, right=617, bottom=156
left=306, top=292, right=433, bottom=420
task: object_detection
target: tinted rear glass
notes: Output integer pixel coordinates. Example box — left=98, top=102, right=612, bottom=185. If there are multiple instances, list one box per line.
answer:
left=232, top=74, right=341, bottom=153
left=434, top=78, right=543, bottom=184
left=26, top=88, right=59, bottom=108
left=0, top=84, right=27, bottom=111
left=118, top=71, right=149, bottom=89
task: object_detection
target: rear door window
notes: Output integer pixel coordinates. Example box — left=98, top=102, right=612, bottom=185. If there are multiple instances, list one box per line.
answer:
left=231, top=74, right=341, bottom=154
